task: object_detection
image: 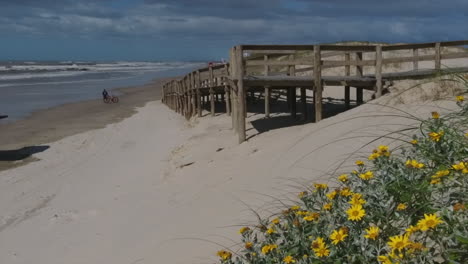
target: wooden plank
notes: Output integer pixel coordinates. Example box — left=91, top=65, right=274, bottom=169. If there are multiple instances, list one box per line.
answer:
left=245, top=59, right=314, bottom=66
left=382, top=54, right=435, bottom=64
left=322, top=59, right=375, bottom=67
left=375, top=45, right=383, bottom=97
left=314, top=45, right=323, bottom=122
left=320, top=45, right=376, bottom=52
left=441, top=52, right=468, bottom=59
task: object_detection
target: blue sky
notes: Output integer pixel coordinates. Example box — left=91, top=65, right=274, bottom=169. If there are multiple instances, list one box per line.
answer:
left=0, top=0, right=467, bottom=61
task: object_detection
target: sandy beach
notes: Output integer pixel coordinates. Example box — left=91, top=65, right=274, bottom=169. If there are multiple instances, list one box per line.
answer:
left=0, top=77, right=177, bottom=171
left=0, top=68, right=463, bottom=263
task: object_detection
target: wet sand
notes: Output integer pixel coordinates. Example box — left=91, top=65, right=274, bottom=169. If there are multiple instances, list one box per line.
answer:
left=0, top=76, right=176, bottom=171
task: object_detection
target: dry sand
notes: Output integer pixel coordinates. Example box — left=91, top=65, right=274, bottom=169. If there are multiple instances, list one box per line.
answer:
left=0, top=77, right=176, bottom=171
left=0, top=61, right=466, bottom=263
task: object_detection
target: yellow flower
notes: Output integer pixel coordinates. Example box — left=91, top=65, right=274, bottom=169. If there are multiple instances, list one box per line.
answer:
left=323, top=203, right=332, bottom=211
left=298, top=191, right=307, bottom=198
left=296, top=210, right=308, bottom=216
left=452, top=161, right=467, bottom=173
left=405, top=225, right=419, bottom=235
left=405, top=159, right=425, bottom=169
left=410, top=139, right=418, bottom=145
left=217, top=250, right=232, bottom=260
left=271, top=218, right=280, bottom=225
left=326, top=190, right=338, bottom=200
left=261, top=244, right=278, bottom=255
left=352, top=170, right=358, bottom=174
left=340, top=187, right=353, bottom=197
left=368, top=152, right=380, bottom=160
left=330, top=229, right=348, bottom=245
left=408, top=242, right=426, bottom=252
left=314, top=183, right=328, bottom=190
left=266, top=227, right=276, bottom=234
left=388, top=234, right=410, bottom=252
left=396, top=203, right=407, bottom=211
left=239, top=227, right=250, bottom=234
left=456, top=95, right=465, bottom=102
left=428, top=131, right=444, bottom=142
left=417, top=213, right=443, bottom=231
left=313, top=246, right=330, bottom=258
left=349, top=193, right=366, bottom=206
left=432, top=170, right=450, bottom=179
left=430, top=178, right=442, bottom=185
left=303, top=212, right=320, bottom=221
left=302, top=254, right=308, bottom=259
left=364, top=226, right=380, bottom=240
left=283, top=256, right=296, bottom=263
left=377, top=255, right=392, bottom=264
left=338, top=174, right=348, bottom=182
left=355, top=160, right=364, bottom=166
left=431, top=111, right=440, bottom=119
left=245, top=242, right=253, bottom=249
left=311, top=238, right=329, bottom=257
left=359, top=171, right=374, bottom=180
left=291, top=205, right=301, bottom=211
left=311, top=237, right=326, bottom=249
left=346, top=204, right=366, bottom=221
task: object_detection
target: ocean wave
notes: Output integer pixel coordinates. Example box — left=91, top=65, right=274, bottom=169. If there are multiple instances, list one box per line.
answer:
left=0, top=61, right=202, bottom=81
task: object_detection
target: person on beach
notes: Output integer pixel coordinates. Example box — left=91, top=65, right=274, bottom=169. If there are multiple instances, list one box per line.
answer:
left=102, top=89, right=109, bottom=100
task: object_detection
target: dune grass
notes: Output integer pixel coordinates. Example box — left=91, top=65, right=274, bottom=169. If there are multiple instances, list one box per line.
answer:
left=216, top=80, right=468, bottom=264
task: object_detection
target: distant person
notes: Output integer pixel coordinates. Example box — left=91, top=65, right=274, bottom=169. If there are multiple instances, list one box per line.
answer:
left=102, top=89, right=109, bottom=100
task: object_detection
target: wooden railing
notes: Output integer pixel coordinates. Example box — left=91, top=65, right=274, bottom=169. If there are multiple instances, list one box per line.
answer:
left=162, top=40, right=468, bottom=143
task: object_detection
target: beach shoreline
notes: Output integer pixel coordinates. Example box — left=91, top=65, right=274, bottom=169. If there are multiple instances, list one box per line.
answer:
left=0, top=76, right=176, bottom=171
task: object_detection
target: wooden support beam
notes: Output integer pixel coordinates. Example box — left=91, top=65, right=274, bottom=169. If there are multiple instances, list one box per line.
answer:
left=229, top=47, right=238, bottom=131
left=265, top=86, right=271, bottom=118
left=235, top=46, right=247, bottom=143
left=289, top=54, right=297, bottom=118
left=345, top=52, right=351, bottom=109
left=300, top=87, right=307, bottom=120
left=356, top=52, right=364, bottom=105
left=375, top=45, right=383, bottom=98
left=413, top=48, right=419, bottom=71
left=209, top=66, right=215, bottom=116
left=435, top=42, right=441, bottom=70
left=196, top=71, right=202, bottom=117
left=314, top=45, right=323, bottom=122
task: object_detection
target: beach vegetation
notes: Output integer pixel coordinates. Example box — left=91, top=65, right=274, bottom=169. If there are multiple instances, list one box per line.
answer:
left=216, top=78, right=468, bottom=263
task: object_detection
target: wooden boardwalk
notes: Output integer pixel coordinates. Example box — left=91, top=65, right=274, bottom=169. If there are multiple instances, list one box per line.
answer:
left=162, top=40, right=468, bottom=143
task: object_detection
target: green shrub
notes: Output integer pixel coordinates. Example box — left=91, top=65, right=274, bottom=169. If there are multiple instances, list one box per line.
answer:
left=217, top=94, right=467, bottom=263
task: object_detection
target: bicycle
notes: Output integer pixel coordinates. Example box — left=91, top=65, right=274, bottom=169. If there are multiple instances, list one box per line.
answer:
left=103, top=95, right=119, bottom=103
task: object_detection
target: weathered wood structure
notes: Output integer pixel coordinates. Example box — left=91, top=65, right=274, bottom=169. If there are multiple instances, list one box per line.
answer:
left=162, top=40, right=468, bottom=143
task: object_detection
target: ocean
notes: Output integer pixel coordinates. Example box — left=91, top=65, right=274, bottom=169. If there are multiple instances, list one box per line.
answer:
left=0, top=61, right=203, bottom=122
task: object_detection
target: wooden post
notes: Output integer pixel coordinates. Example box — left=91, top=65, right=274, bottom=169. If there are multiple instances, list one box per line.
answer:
left=264, top=55, right=270, bottom=118
left=435, top=42, right=441, bottom=70
left=224, top=64, right=231, bottom=116
left=375, top=45, right=383, bottom=98
left=209, top=66, right=215, bottom=116
left=345, top=52, right=351, bottom=109
left=191, top=73, right=196, bottom=116
left=413, top=48, right=419, bottom=71
left=235, top=46, right=246, bottom=143
left=289, top=54, right=297, bottom=119
left=314, top=45, right=323, bottom=122
left=196, top=71, right=202, bottom=117
left=229, top=48, right=238, bottom=131
left=300, top=87, right=307, bottom=120
left=356, top=52, right=364, bottom=105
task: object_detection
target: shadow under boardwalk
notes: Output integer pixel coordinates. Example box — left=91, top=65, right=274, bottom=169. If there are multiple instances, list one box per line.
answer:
left=0, top=146, right=50, bottom=161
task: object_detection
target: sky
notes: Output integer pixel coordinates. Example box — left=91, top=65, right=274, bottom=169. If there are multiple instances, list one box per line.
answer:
left=0, top=0, right=467, bottom=61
